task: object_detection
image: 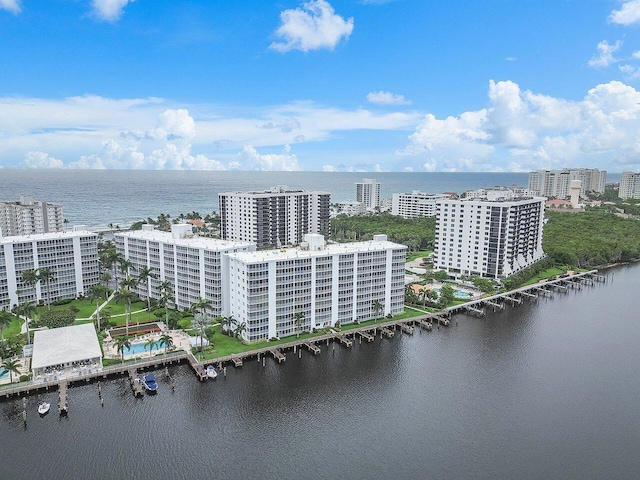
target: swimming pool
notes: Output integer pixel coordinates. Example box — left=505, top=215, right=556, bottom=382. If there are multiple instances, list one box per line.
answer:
left=124, top=342, right=158, bottom=356
left=433, top=288, right=472, bottom=299
left=0, top=370, right=9, bottom=380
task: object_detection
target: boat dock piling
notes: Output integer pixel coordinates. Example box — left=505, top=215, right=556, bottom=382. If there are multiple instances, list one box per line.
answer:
left=380, top=327, right=394, bottom=338
left=419, top=319, right=433, bottom=331
left=187, top=353, right=207, bottom=381
left=337, top=335, right=353, bottom=347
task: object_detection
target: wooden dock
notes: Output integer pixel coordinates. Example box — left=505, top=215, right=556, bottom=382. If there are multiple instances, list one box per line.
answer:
left=419, top=319, right=433, bottom=330
left=128, top=369, right=144, bottom=397
left=337, top=335, right=353, bottom=347
left=401, top=324, right=414, bottom=335
left=304, top=342, right=321, bottom=354
left=357, top=330, right=375, bottom=342
left=187, top=353, right=207, bottom=381
left=58, top=380, right=68, bottom=413
left=380, top=327, right=394, bottom=338
left=270, top=349, right=286, bottom=363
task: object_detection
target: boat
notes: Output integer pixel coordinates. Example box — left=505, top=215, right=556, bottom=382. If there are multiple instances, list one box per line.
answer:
left=142, top=374, right=158, bottom=393
left=206, top=365, right=218, bottom=379
left=38, top=402, right=50, bottom=415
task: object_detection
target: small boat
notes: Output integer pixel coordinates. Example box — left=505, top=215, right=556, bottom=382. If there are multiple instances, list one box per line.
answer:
left=206, top=365, right=218, bottom=379
left=142, top=374, right=158, bottom=393
left=38, top=402, right=50, bottom=415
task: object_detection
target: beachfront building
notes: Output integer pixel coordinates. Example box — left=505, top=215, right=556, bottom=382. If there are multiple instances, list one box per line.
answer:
left=355, top=178, right=381, bottom=210
left=0, top=229, right=99, bottom=310
left=0, top=195, right=64, bottom=237
left=218, top=186, right=330, bottom=248
left=618, top=172, right=640, bottom=199
left=225, top=234, right=406, bottom=342
left=31, top=323, right=103, bottom=383
left=391, top=191, right=446, bottom=218
left=434, top=189, right=545, bottom=279
left=528, top=168, right=606, bottom=198
left=114, top=224, right=255, bottom=315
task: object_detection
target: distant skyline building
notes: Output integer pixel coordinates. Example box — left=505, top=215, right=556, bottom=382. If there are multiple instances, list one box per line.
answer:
left=115, top=224, right=255, bottom=315
left=0, top=195, right=64, bottom=237
left=391, top=190, right=445, bottom=218
left=0, top=229, right=99, bottom=310
left=434, top=189, right=545, bottom=279
left=618, top=172, right=640, bottom=199
left=528, top=169, right=606, bottom=198
left=226, top=234, right=406, bottom=342
left=355, top=178, right=381, bottom=210
left=218, top=186, right=330, bottom=248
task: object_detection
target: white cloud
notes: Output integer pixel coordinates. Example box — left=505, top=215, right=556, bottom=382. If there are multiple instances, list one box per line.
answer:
left=22, top=151, right=64, bottom=169
left=322, top=165, right=336, bottom=172
left=91, top=0, right=134, bottom=22
left=619, top=64, right=640, bottom=80
left=399, top=79, right=640, bottom=172
left=609, top=0, right=640, bottom=25
left=238, top=145, right=300, bottom=171
left=0, top=0, right=21, bottom=14
left=269, top=0, right=354, bottom=53
left=588, top=40, right=622, bottom=68
left=505, top=57, right=517, bottom=62
left=366, top=91, right=411, bottom=105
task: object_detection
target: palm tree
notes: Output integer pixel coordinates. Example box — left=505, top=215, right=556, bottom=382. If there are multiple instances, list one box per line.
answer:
left=114, top=336, right=131, bottom=364
left=87, top=284, right=107, bottom=331
left=221, top=315, right=236, bottom=336
left=144, top=338, right=157, bottom=357
left=100, top=271, right=112, bottom=289
left=372, top=299, right=383, bottom=323
left=0, top=310, right=12, bottom=343
left=13, top=300, right=37, bottom=345
left=113, top=281, right=136, bottom=337
left=234, top=321, right=247, bottom=341
left=158, top=280, right=173, bottom=326
left=137, top=266, right=157, bottom=316
left=294, top=311, right=305, bottom=338
left=37, top=268, right=55, bottom=311
left=191, top=296, right=212, bottom=317
left=158, top=334, right=174, bottom=355
left=101, top=249, right=122, bottom=291
left=0, top=358, right=21, bottom=383
left=192, top=313, right=210, bottom=361
left=118, top=258, right=135, bottom=282
left=21, top=269, right=39, bottom=295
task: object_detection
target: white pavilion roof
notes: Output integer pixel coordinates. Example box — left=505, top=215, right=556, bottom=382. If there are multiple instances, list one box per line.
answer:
left=32, top=323, right=102, bottom=370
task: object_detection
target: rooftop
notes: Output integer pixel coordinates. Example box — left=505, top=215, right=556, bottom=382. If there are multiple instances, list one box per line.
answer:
left=116, top=228, right=254, bottom=251
left=0, top=229, right=96, bottom=244
left=32, top=323, right=102, bottom=369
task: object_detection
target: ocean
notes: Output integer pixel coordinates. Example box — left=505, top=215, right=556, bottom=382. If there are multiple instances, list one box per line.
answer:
left=0, top=170, right=534, bottom=230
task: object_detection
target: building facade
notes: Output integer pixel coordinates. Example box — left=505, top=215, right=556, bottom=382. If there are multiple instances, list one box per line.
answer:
left=528, top=169, right=606, bottom=198
left=392, top=191, right=446, bottom=218
left=434, top=191, right=545, bottom=279
left=0, top=229, right=99, bottom=310
left=355, top=178, right=381, bottom=210
left=218, top=187, right=330, bottom=248
left=618, top=172, right=640, bottom=199
left=226, top=234, right=406, bottom=342
left=0, top=195, right=64, bottom=237
left=115, top=224, right=255, bottom=314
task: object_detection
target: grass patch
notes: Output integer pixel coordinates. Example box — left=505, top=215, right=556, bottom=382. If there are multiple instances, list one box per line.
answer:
left=406, top=250, right=432, bottom=262
left=4, top=316, right=23, bottom=336
left=105, top=300, right=146, bottom=316
left=519, top=267, right=566, bottom=286
left=36, top=298, right=100, bottom=319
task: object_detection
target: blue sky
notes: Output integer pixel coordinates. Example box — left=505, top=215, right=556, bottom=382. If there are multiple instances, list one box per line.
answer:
left=1, top=0, right=640, bottom=172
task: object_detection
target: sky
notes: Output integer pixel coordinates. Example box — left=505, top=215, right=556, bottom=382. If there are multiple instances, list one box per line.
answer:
left=1, top=0, right=640, bottom=172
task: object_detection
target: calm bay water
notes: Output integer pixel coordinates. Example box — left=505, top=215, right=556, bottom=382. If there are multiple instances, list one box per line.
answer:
left=0, top=170, right=534, bottom=230
left=1, top=264, right=639, bottom=479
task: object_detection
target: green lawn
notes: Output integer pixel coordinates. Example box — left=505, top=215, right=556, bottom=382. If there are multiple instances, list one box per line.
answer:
left=406, top=250, right=432, bottom=262
left=3, top=316, right=23, bottom=336
left=520, top=267, right=566, bottom=286
left=105, top=300, right=146, bottom=316
left=36, top=298, right=100, bottom=319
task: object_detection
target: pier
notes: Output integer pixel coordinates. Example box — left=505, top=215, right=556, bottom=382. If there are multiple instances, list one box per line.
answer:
left=337, top=335, right=353, bottom=347
left=187, top=353, right=208, bottom=381
left=401, top=324, right=414, bottom=335
left=128, top=369, right=144, bottom=397
left=304, top=342, right=321, bottom=354
left=357, top=330, right=375, bottom=342
left=419, top=319, right=433, bottom=331
left=380, top=327, right=395, bottom=338
left=58, top=380, right=68, bottom=413
left=270, top=349, right=286, bottom=363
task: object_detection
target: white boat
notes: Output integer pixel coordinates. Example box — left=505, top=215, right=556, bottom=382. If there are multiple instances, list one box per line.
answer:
left=38, top=402, right=50, bottom=415
left=142, top=374, right=158, bottom=393
left=206, top=365, right=218, bottom=379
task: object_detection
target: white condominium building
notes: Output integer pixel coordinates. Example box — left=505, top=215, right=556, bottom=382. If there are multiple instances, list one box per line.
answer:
left=226, top=234, right=406, bottom=342
left=218, top=186, right=331, bottom=248
left=618, top=172, right=640, bottom=199
left=528, top=168, right=606, bottom=198
left=434, top=191, right=545, bottom=279
left=0, top=195, right=64, bottom=237
left=0, top=229, right=99, bottom=310
left=115, top=224, right=255, bottom=315
left=355, top=178, right=381, bottom=210
left=392, top=191, right=446, bottom=218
